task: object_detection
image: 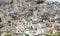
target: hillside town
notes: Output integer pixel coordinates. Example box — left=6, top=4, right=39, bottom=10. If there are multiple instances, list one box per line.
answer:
left=0, top=0, right=60, bottom=36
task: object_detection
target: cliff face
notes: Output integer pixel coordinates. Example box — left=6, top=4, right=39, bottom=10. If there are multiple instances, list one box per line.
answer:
left=0, top=0, right=13, bottom=5
left=0, top=0, right=60, bottom=15
left=0, top=0, right=60, bottom=36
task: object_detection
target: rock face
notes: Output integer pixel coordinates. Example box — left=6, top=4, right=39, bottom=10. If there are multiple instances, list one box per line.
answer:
left=3, top=0, right=13, bottom=4
left=0, top=0, right=12, bottom=2
left=1, top=0, right=60, bottom=36
left=3, top=0, right=12, bottom=3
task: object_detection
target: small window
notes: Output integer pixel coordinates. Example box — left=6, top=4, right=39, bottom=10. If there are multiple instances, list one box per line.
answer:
left=9, top=24, right=11, bottom=26
left=8, top=21, right=11, bottom=23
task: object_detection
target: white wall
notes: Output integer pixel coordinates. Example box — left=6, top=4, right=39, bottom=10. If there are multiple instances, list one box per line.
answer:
left=46, top=0, right=60, bottom=2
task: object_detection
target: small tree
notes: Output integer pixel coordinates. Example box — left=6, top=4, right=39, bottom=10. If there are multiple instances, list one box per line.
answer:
left=35, top=0, right=45, bottom=4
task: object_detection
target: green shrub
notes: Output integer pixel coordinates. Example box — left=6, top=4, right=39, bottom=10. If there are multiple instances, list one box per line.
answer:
left=52, top=34, right=57, bottom=36
left=35, top=0, right=45, bottom=4
left=47, top=17, right=50, bottom=22
left=57, top=34, right=60, bottom=36
left=25, top=34, right=29, bottom=36
left=5, top=34, right=11, bottom=36
left=0, top=24, right=3, bottom=29
left=51, top=19, right=55, bottom=22
left=45, top=34, right=51, bottom=36
left=45, top=34, right=60, bottom=36
left=0, top=18, right=2, bottom=22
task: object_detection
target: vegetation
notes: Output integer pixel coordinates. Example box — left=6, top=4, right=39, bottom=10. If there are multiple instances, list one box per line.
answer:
left=0, top=24, right=3, bottom=29
left=45, top=34, right=60, bottom=36
left=5, top=34, right=11, bottom=36
left=0, top=18, right=2, bottom=22
left=10, top=0, right=13, bottom=4
left=0, top=17, right=2, bottom=35
left=45, top=34, right=51, bottom=36
left=25, top=34, right=29, bottom=36
left=35, top=0, right=45, bottom=4
left=47, top=16, right=50, bottom=22
left=57, top=33, right=60, bottom=36
left=51, top=19, right=55, bottom=22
